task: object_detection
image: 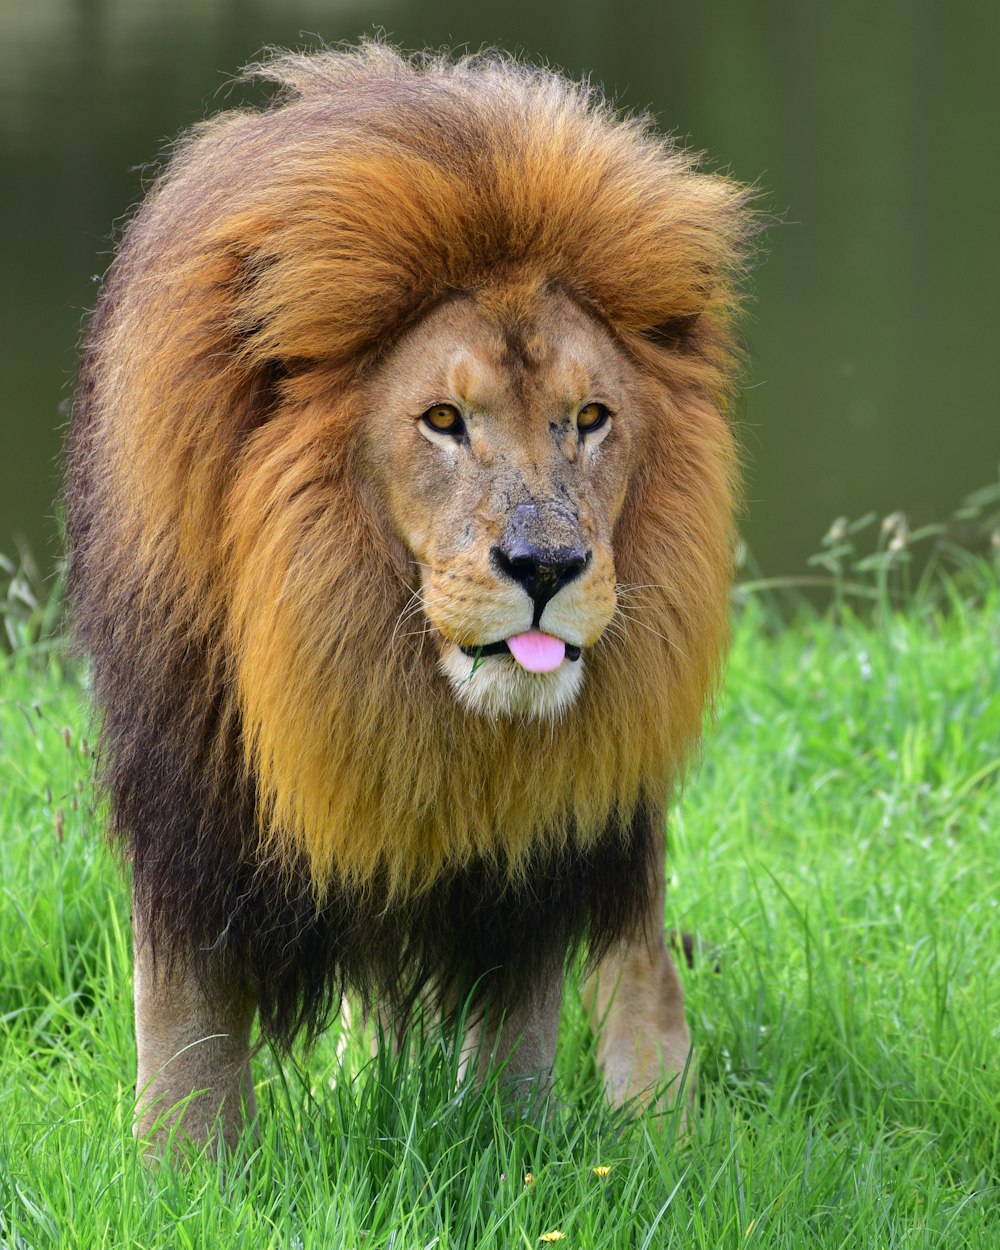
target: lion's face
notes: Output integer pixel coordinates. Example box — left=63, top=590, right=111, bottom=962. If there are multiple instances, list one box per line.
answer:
left=363, top=288, right=636, bottom=720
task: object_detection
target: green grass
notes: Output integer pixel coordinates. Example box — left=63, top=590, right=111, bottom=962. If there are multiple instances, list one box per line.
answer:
left=1, top=554, right=998, bottom=1248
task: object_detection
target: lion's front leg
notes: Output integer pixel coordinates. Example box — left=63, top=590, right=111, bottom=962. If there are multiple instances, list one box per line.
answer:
left=585, top=822, right=692, bottom=1116
left=462, top=962, right=564, bottom=1109
left=369, top=969, right=563, bottom=1113
left=133, top=919, right=257, bottom=1153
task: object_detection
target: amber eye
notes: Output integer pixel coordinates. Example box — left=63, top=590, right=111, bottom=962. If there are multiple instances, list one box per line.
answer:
left=577, top=402, right=610, bottom=435
left=421, top=404, right=465, bottom=436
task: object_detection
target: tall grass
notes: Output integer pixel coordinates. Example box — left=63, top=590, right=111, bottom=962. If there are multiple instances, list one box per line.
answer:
left=1, top=497, right=998, bottom=1248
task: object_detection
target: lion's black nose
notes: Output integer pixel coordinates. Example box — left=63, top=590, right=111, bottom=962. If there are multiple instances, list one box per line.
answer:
left=493, top=544, right=589, bottom=608
left=492, top=503, right=590, bottom=615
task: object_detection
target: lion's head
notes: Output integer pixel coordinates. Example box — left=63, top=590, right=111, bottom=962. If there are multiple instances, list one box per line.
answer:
left=364, top=287, right=632, bottom=720
left=70, top=44, right=752, bottom=907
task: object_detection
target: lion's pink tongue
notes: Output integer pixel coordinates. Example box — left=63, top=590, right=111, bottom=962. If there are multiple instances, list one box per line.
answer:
left=506, top=630, right=566, bottom=673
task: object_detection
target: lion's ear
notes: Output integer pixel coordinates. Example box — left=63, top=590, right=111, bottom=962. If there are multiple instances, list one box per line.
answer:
left=238, top=356, right=290, bottom=431
left=643, top=311, right=702, bottom=351
left=229, top=264, right=315, bottom=427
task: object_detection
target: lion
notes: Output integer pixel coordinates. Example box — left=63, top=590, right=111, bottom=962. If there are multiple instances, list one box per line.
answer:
left=66, top=43, right=752, bottom=1150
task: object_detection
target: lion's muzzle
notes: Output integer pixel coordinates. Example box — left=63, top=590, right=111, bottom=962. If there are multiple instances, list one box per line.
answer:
left=491, top=500, right=591, bottom=622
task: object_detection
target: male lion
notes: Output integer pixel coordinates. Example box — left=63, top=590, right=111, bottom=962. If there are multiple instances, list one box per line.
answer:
left=67, top=44, right=751, bottom=1149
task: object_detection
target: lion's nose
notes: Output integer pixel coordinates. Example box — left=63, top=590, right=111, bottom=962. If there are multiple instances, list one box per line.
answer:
left=493, top=542, right=590, bottom=610
left=492, top=503, right=590, bottom=614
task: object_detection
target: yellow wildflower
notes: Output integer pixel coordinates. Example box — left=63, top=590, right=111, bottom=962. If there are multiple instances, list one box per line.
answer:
left=539, top=1233, right=565, bottom=1243
left=591, top=1165, right=611, bottom=1178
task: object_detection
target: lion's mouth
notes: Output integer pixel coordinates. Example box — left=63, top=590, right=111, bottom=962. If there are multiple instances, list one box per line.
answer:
left=460, top=630, right=582, bottom=673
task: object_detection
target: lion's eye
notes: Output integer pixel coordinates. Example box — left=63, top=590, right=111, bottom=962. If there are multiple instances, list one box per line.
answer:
left=422, top=404, right=465, bottom=436
left=577, top=402, right=610, bottom=435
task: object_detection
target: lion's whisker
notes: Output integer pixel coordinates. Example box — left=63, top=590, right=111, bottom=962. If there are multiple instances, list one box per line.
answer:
left=390, top=587, right=427, bottom=650
left=613, top=606, right=690, bottom=660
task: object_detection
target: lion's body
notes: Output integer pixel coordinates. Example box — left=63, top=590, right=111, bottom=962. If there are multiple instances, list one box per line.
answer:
left=67, top=44, right=751, bottom=1147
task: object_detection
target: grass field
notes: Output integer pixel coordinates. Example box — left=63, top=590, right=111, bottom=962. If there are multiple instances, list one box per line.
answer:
left=1, top=541, right=998, bottom=1248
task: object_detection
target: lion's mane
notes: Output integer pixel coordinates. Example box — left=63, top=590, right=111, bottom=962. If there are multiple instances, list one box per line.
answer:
left=67, top=44, right=752, bottom=1042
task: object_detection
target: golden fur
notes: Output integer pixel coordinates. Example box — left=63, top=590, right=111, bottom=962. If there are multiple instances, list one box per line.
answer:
left=75, top=44, right=749, bottom=904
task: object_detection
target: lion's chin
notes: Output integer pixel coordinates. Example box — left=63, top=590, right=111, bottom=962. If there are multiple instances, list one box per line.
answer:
left=439, top=643, right=585, bottom=721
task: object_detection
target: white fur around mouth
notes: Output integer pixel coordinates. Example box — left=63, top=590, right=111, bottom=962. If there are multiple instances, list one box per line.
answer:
left=439, top=642, right=585, bottom=720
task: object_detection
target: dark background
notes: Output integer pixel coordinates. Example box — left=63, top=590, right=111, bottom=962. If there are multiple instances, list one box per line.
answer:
left=2, top=0, right=997, bottom=578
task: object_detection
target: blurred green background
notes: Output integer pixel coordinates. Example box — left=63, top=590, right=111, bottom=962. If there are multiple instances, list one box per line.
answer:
left=2, top=0, right=997, bottom=578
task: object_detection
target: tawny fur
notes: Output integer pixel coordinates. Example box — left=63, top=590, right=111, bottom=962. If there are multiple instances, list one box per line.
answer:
left=67, top=44, right=752, bottom=1057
